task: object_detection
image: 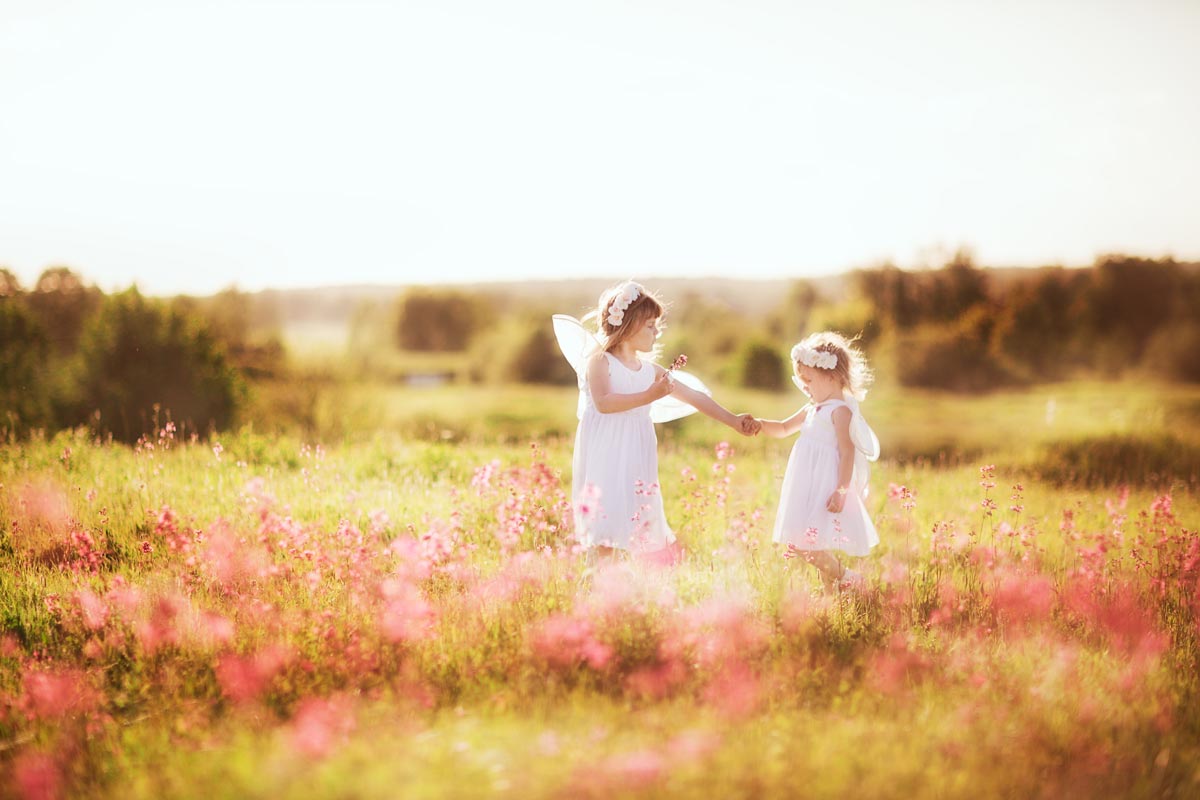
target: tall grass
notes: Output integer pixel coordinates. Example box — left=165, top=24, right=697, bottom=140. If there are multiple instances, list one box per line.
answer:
left=1, top=382, right=1198, bottom=798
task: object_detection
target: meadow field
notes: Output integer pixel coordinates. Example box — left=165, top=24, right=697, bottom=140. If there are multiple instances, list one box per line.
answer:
left=2, top=380, right=1199, bottom=798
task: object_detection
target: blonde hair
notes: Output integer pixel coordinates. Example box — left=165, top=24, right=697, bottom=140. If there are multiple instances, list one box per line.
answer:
left=793, top=331, right=873, bottom=401
left=584, top=281, right=665, bottom=356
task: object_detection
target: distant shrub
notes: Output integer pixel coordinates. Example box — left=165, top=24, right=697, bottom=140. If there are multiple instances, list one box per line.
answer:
left=72, top=289, right=245, bottom=442
left=1034, top=434, right=1200, bottom=488
left=0, top=299, right=53, bottom=432
left=737, top=340, right=786, bottom=391
left=396, top=290, right=493, bottom=352
left=509, top=326, right=578, bottom=385
left=1143, top=322, right=1200, bottom=383
left=895, top=307, right=1022, bottom=392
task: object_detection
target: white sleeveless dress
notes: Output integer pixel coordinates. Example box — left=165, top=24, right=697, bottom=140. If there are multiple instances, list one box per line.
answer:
left=572, top=353, right=675, bottom=551
left=772, top=400, right=878, bottom=556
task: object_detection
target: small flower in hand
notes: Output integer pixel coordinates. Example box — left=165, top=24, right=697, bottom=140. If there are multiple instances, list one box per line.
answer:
left=669, top=353, right=688, bottom=372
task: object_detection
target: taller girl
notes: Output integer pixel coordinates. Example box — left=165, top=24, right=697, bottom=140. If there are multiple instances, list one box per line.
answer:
left=570, top=281, right=756, bottom=557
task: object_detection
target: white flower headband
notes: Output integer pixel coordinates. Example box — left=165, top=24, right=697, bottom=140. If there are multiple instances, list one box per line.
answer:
left=791, top=344, right=838, bottom=370
left=606, top=281, right=642, bottom=327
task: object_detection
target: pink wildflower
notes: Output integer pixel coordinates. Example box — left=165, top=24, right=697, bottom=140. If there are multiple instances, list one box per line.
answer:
left=22, top=668, right=96, bottom=720
left=532, top=614, right=613, bottom=671
left=289, top=696, right=356, bottom=759
left=215, top=647, right=289, bottom=705
left=74, top=589, right=109, bottom=631
left=13, top=750, right=61, bottom=800
left=379, top=579, right=436, bottom=642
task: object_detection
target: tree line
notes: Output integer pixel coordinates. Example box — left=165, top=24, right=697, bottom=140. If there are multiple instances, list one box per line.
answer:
left=1, top=268, right=282, bottom=442
left=3, top=255, right=1197, bottom=442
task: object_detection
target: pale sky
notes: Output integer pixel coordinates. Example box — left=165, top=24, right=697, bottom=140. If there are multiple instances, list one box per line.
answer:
left=2, top=0, right=1198, bottom=295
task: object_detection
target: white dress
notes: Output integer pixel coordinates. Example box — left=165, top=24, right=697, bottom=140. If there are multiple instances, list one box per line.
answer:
left=772, top=399, right=878, bottom=557
left=572, top=353, right=675, bottom=551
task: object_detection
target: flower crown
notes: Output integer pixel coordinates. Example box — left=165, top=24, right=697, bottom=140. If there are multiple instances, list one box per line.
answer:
left=791, top=344, right=838, bottom=370
left=606, top=281, right=642, bottom=327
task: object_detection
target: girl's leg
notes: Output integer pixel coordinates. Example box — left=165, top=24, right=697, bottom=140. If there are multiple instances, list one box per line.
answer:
left=803, top=550, right=844, bottom=591
left=590, top=545, right=620, bottom=564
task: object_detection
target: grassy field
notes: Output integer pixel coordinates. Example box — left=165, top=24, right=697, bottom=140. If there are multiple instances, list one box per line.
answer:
left=1, top=380, right=1199, bottom=798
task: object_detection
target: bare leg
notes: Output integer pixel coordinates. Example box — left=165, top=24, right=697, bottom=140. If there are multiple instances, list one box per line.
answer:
left=803, top=550, right=844, bottom=592
left=590, top=545, right=619, bottom=564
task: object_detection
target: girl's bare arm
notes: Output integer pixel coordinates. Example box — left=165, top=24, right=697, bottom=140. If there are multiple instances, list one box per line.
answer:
left=669, top=375, right=742, bottom=430
left=826, top=406, right=856, bottom=512
left=758, top=407, right=809, bottom=438
left=587, top=354, right=672, bottom=414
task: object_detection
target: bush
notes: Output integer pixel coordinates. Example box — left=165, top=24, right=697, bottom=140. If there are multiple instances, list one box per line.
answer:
left=737, top=340, right=786, bottom=391
left=895, top=307, right=1021, bottom=392
left=0, top=299, right=53, bottom=432
left=396, top=290, right=493, bottom=351
left=1144, top=322, right=1200, bottom=383
left=1034, top=434, right=1200, bottom=488
left=72, top=289, right=245, bottom=442
left=510, top=326, right=578, bottom=385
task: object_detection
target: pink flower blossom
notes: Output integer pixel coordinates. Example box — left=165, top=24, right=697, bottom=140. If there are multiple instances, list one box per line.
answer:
left=289, top=696, right=356, bottom=759
left=74, top=589, right=109, bottom=631
left=532, top=614, right=613, bottom=671
left=216, top=647, right=289, bottom=705
left=21, top=668, right=97, bottom=720
left=13, top=750, right=61, bottom=800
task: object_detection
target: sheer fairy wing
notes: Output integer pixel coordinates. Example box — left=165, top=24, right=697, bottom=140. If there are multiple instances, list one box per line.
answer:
left=843, top=393, right=880, bottom=462
left=649, top=370, right=711, bottom=424
left=841, top=393, right=879, bottom=500
left=552, top=314, right=603, bottom=420
left=551, top=314, right=602, bottom=382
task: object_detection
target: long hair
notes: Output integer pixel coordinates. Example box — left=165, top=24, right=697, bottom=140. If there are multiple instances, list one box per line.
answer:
left=583, top=281, right=665, bottom=357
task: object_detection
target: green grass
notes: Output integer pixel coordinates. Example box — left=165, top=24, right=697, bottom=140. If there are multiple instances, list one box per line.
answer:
left=1, top=380, right=1199, bottom=797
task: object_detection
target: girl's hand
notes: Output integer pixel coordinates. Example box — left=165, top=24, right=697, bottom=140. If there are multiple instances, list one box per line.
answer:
left=648, top=371, right=674, bottom=401
left=737, top=414, right=761, bottom=436
left=826, top=487, right=848, bottom=513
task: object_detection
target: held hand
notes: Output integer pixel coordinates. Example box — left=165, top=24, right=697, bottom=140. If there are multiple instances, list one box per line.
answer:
left=826, top=488, right=847, bottom=513
left=737, top=414, right=761, bottom=436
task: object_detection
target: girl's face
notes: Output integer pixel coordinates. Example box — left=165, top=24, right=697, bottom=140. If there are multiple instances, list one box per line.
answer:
left=632, top=315, right=661, bottom=351
left=796, top=365, right=838, bottom=400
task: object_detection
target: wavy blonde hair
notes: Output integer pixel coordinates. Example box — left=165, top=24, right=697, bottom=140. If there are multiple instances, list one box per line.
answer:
left=793, top=331, right=873, bottom=400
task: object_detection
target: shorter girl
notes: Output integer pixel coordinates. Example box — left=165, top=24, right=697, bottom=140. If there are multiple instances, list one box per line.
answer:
left=755, top=332, right=879, bottom=591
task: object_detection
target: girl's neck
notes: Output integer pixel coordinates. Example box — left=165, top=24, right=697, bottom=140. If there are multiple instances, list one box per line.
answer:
left=811, top=385, right=843, bottom=405
left=609, top=342, right=638, bottom=364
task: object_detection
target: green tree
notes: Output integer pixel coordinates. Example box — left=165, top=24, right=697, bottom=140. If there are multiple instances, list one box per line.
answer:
left=738, top=340, right=786, bottom=391
left=24, top=266, right=102, bottom=356
left=509, top=325, right=579, bottom=385
left=396, top=290, right=493, bottom=351
left=895, top=306, right=1021, bottom=392
left=0, top=299, right=53, bottom=431
left=0, top=268, right=22, bottom=297
left=991, top=269, right=1087, bottom=379
left=1084, top=256, right=1186, bottom=371
left=73, top=289, right=245, bottom=442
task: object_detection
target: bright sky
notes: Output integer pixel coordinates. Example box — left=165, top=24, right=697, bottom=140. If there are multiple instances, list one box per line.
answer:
left=3, top=0, right=1198, bottom=295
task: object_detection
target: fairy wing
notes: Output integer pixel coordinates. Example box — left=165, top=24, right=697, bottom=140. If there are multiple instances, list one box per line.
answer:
left=843, top=395, right=880, bottom=462
left=841, top=393, right=880, bottom=500
left=552, top=314, right=601, bottom=420
left=649, top=370, right=711, bottom=424
left=550, top=314, right=710, bottom=425
left=551, top=314, right=600, bottom=383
